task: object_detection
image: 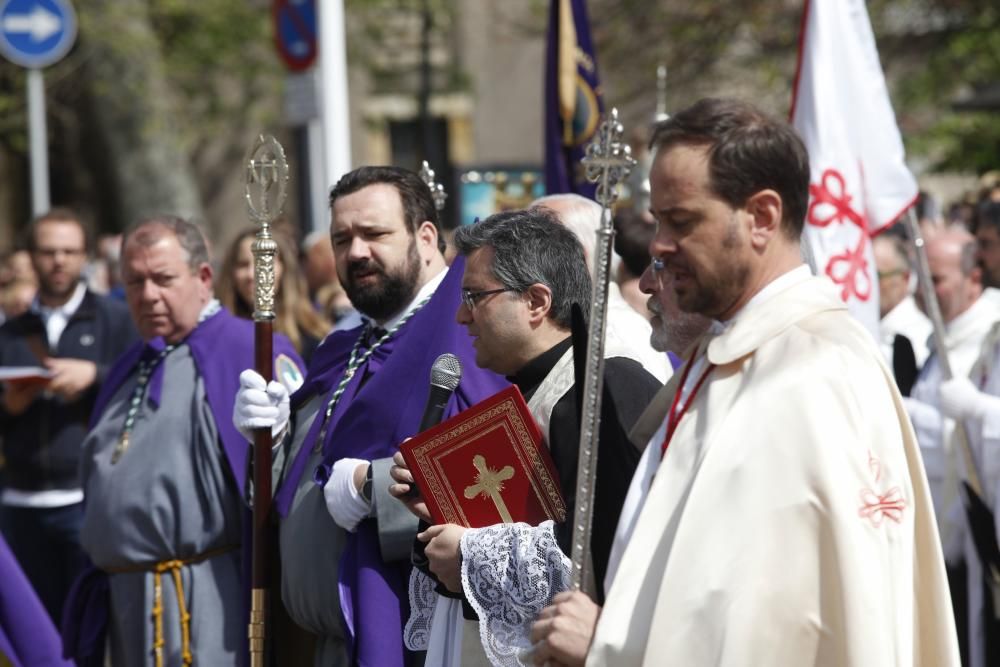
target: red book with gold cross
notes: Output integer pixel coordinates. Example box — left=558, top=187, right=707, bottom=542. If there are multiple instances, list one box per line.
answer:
left=400, top=385, right=567, bottom=528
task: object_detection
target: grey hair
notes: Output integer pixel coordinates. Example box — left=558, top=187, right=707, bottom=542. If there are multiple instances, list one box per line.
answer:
left=960, top=240, right=977, bottom=276
left=531, top=193, right=624, bottom=279
left=531, top=194, right=602, bottom=259
left=122, top=214, right=211, bottom=271
left=874, top=234, right=912, bottom=273
left=453, top=208, right=591, bottom=329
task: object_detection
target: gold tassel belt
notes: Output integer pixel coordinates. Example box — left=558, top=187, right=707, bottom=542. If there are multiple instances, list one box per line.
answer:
left=106, top=544, right=237, bottom=667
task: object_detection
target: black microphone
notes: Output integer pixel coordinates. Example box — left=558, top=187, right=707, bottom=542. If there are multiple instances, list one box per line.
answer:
left=419, top=353, right=463, bottom=432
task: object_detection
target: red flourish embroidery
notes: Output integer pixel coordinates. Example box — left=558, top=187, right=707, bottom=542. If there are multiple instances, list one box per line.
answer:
left=867, top=450, right=882, bottom=482
left=858, top=487, right=906, bottom=527
left=806, top=168, right=872, bottom=302
left=858, top=451, right=906, bottom=527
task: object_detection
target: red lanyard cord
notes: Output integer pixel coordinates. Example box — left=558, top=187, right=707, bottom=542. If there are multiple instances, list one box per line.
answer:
left=660, top=351, right=715, bottom=458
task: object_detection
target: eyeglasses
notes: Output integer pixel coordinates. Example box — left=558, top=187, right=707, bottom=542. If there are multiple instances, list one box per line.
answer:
left=876, top=269, right=905, bottom=280
left=34, top=248, right=85, bottom=259
left=650, top=257, right=666, bottom=273
left=460, top=287, right=516, bottom=310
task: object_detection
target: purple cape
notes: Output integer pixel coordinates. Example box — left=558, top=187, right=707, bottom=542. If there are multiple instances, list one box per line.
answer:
left=277, top=257, right=508, bottom=666
left=92, top=307, right=302, bottom=493
left=0, top=534, right=71, bottom=667
left=63, top=308, right=303, bottom=665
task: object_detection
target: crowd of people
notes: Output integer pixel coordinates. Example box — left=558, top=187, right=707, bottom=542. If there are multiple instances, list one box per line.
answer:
left=0, top=96, right=995, bottom=666
left=875, top=180, right=1000, bottom=667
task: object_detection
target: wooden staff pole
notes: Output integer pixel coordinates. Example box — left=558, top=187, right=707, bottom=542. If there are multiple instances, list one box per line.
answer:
left=243, top=135, right=288, bottom=666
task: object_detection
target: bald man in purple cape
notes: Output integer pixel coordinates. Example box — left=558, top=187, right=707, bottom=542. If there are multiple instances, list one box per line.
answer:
left=235, top=166, right=507, bottom=666
left=63, top=216, right=303, bottom=666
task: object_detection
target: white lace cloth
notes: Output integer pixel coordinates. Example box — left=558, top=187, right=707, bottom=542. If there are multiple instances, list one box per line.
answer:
left=405, top=521, right=571, bottom=667
left=405, top=566, right=437, bottom=652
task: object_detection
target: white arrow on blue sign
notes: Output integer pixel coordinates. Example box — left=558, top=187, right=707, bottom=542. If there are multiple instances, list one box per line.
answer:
left=0, top=0, right=76, bottom=69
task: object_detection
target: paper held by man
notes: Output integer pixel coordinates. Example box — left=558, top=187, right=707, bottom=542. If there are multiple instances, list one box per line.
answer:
left=401, top=385, right=566, bottom=528
left=0, top=366, right=53, bottom=387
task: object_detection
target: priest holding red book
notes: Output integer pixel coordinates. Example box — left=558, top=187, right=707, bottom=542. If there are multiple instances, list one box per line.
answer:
left=390, top=208, right=661, bottom=666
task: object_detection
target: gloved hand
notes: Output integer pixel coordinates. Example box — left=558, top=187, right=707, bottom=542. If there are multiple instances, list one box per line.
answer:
left=940, top=376, right=1000, bottom=421
left=323, top=458, right=372, bottom=532
left=233, top=369, right=290, bottom=443
left=901, top=395, right=939, bottom=425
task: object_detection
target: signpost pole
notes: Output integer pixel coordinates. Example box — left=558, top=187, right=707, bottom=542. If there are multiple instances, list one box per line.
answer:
left=317, top=0, right=351, bottom=191
left=0, top=0, right=78, bottom=215
left=27, top=67, right=49, bottom=214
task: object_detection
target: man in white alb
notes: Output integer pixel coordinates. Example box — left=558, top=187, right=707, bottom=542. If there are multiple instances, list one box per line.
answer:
left=528, top=97, right=960, bottom=667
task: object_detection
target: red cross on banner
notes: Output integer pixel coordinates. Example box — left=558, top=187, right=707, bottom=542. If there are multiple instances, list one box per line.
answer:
left=790, top=0, right=918, bottom=336
left=807, top=167, right=873, bottom=303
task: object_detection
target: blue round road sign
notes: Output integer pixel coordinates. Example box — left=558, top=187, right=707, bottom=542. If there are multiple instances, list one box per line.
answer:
left=0, top=0, right=76, bottom=69
left=273, top=0, right=316, bottom=72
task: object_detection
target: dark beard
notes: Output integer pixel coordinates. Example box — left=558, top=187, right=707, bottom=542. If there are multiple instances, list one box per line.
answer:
left=676, top=217, right=748, bottom=318
left=343, top=244, right=422, bottom=322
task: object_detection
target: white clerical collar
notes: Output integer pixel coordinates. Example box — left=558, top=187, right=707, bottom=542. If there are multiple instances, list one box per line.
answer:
left=198, top=299, right=221, bottom=323
left=882, top=294, right=918, bottom=332
left=31, top=281, right=86, bottom=319
left=367, top=267, right=448, bottom=331
left=944, top=295, right=995, bottom=346
left=710, top=264, right=811, bottom=333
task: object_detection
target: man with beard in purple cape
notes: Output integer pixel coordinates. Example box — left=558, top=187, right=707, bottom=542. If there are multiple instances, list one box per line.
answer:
left=62, top=216, right=303, bottom=666
left=234, top=166, right=508, bottom=666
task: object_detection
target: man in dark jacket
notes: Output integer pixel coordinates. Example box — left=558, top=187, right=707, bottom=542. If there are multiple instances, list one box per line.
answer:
left=0, top=209, right=138, bottom=622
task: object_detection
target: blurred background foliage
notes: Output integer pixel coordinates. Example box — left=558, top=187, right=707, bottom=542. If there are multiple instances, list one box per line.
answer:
left=0, top=0, right=996, bottom=245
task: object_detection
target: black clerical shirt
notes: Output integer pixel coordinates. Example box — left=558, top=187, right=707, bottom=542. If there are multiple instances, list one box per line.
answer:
left=414, top=336, right=662, bottom=611
left=509, top=337, right=661, bottom=602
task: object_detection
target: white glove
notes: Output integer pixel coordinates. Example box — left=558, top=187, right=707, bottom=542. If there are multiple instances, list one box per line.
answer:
left=233, top=369, right=290, bottom=443
left=323, top=458, right=372, bottom=532
left=901, top=395, right=939, bottom=426
left=939, top=376, right=1000, bottom=421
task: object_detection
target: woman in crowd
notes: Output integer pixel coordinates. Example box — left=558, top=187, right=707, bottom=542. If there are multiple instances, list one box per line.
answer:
left=217, top=227, right=331, bottom=363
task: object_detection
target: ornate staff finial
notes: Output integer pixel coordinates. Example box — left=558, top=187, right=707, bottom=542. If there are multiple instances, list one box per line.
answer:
left=570, top=107, right=636, bottom=594
left=581, top=108, right=636, bottom=208
left=243, top=135, right=289, bottom=322
left=654, top=63, right=670, bottom=123
left=420, top=160, right=448, bottom=212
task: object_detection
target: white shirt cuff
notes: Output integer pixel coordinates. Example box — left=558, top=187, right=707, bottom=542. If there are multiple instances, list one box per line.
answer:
left=323, top=457, right=372, bottom=532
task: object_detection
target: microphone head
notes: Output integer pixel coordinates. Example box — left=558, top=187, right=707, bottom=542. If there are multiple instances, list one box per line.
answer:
left=429, top=353, right=462, bottom=391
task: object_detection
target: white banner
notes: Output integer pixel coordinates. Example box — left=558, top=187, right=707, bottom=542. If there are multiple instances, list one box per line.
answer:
left=791, top=0, right=918, bottom=335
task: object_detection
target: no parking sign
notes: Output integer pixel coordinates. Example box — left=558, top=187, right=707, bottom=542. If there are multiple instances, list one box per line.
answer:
left=273, top=0, right=316, bottom=72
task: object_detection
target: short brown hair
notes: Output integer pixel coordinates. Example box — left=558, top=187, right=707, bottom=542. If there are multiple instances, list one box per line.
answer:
left=328, top=166, right=445, bottom=253
left=25, top=208, right=90, bottom=254
left=650, top=98, right=810, bottom=239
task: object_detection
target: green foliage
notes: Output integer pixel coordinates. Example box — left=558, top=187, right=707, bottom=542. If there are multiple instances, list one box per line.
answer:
left=147, top=0, right=283, bottom=143
left=873, top=0, right=1000, bottom=173
left=582, top=0, right=1000, bottom=174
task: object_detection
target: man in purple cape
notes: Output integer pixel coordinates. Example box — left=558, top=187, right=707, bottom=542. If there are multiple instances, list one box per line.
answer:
left=0, top=532, right=71, bottom=666
left=62, top=216, right=303, bottom=666
left=235, top=166, right=507, bottom=666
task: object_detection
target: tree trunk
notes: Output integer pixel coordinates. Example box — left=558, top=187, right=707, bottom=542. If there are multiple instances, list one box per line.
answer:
left=77, top=0, right=203, bottom=229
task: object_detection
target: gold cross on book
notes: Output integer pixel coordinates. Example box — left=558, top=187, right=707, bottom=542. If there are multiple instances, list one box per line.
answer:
left=464, top=454, right=515, bottom=523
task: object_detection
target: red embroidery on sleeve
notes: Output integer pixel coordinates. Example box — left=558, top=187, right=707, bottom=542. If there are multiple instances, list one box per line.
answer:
left=858, top=452, right=906, bottom=527
left=867, top=450, right=882, bottom=482
left=858, top=487, right=906, bottom=527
